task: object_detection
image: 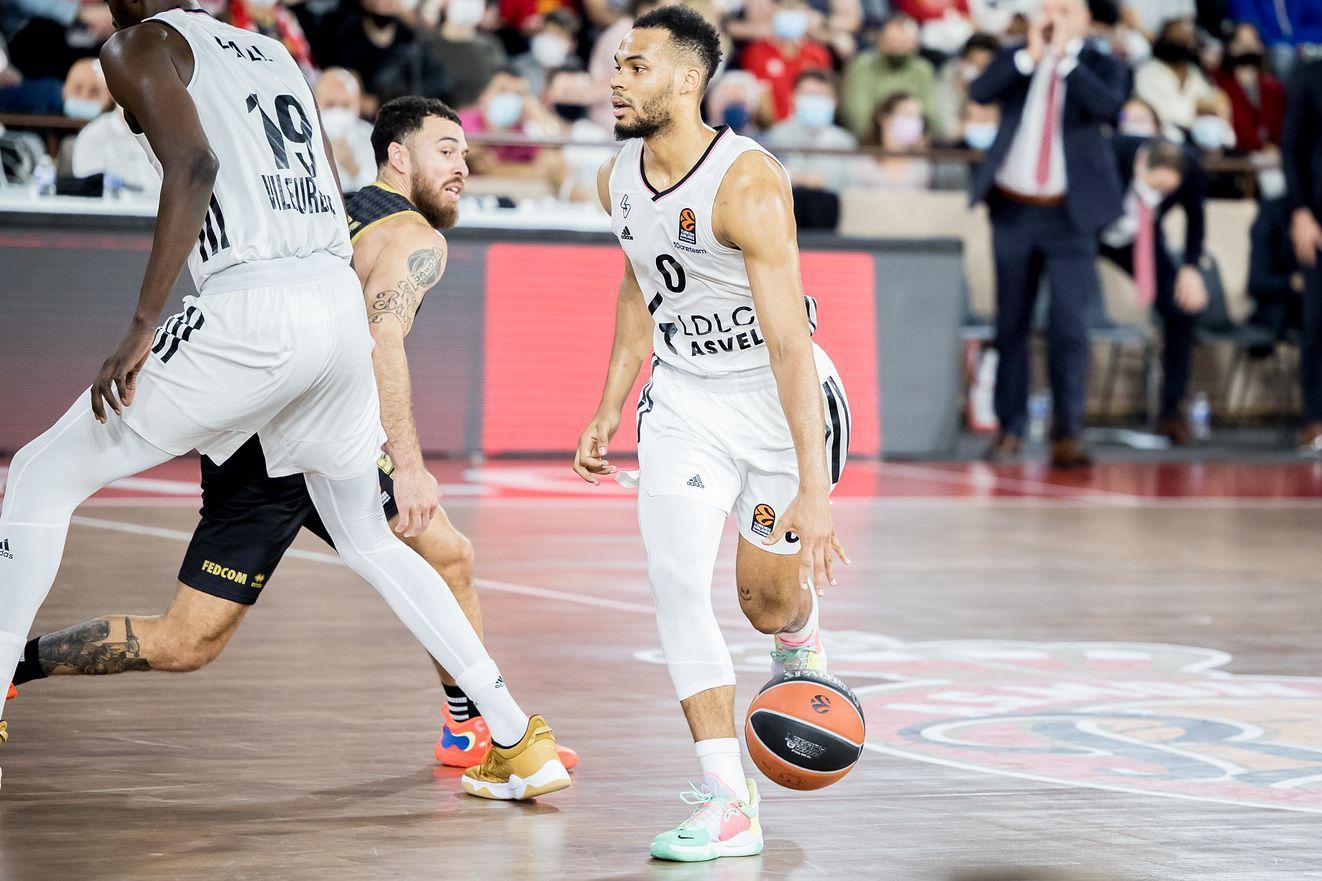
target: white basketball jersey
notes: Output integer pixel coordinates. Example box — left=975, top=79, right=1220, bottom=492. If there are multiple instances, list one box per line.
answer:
left=135, top=9, right=351, bottom=292
left=608, top=126, right=817, bottom=378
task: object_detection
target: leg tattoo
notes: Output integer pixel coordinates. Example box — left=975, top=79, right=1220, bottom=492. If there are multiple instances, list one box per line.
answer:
left=38, top=617, right=152, bottom=676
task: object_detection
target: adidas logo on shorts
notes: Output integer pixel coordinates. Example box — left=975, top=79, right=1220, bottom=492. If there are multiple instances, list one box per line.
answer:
left=687, top=474, right=705, bottom=489
left=0, top=538, right=11, bottom=560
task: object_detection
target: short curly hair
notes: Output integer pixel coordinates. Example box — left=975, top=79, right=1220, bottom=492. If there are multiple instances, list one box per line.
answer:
left=371, top=96, right=461, bottom=168
left=632, top=5, right=723, bottom=88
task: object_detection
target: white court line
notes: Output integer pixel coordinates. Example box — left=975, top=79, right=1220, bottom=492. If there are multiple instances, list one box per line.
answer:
left=877, top=462, right=1140, bottom=500
left=67, top=515, right=746, bottom=625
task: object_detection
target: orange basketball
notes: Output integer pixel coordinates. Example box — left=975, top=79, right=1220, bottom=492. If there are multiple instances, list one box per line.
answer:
left=744, top=670, right=865, bottom=791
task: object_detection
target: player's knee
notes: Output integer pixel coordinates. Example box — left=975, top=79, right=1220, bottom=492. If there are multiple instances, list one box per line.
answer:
left=741, top=584, right=799, bottom=634
left=155, top=636, right=224, bottom=672
left=434, top=533, right=475, bottom=581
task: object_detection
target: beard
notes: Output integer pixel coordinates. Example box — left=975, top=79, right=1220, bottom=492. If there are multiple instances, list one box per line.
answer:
left=614, top=91, right=675, bottom=141
left=411, top=176, right=460, bottom=230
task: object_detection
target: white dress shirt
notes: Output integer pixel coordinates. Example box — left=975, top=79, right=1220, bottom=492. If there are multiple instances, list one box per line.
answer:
left=71, top=109, right=161, bottom=198
left=1101, top=176, right=1164, bottom=249
left=1133, top=59, right=1214, bottom=141
left=995, top=41, right=1082, bottom=197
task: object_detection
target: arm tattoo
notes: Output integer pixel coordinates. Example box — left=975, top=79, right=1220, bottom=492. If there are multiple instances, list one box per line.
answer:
left=368, top=245, right=446, bottom=333
left=38, top=617, right=151, bottom=676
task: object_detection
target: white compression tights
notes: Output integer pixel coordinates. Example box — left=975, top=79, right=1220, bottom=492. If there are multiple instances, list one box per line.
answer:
left=302, top=470, right=528, bottom=744
left=0, top=397, right=527, bottom=743
left=0, top=398, right=175, bottom=717
left=638, top=492, right=735, bottom=701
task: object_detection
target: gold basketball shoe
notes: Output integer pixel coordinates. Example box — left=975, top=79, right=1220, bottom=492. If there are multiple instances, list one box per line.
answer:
left=460, top=714, right=571, bottom=800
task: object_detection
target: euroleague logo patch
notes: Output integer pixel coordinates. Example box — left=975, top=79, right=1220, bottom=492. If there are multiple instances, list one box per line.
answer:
left=678, top=208, right=697, bottom=245
left=751, top=503, right=776, bottom=538
left=639, top=632, right=1322, bottom=814
left=810, top=694, right=831, bottom=714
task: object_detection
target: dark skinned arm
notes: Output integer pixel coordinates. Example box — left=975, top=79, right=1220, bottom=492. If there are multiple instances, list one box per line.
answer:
left=92, top=22, right=218, bottom=423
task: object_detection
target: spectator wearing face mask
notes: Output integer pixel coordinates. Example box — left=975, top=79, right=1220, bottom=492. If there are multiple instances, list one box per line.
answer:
left=319, top=0, right=417, bottom=100
left=512, top=9, right=581, bottom=98
left=1225, top=0, right=1322, bottom=78
left=1116, top=96, right=1160, bottom=137
left=857, top=91, right=933, bottom=190
left=1188, top=91, right=1236, bottom=155
left=59, top=56, right=110, bottom=121
left=1134, top=19, right=1214, bottom=142
left=460, top=68, right=563, bottom=180
left=1085, top=0, right=1149, bottom=72
left=740, top=0, right=833, bottom=124
left=960, top=98, right=998, bottom=150
left=933, top=31, right=998, bottom=143
left=704, top=69, right=764, bottom=136
left=897, top=0, right=975, bottom=57
left=314, top=68, right=376, bottom=193
left=766, top=69, right=859, bottom=194
left=1212, top=22, right=1284, bottom=156
left=841, top=14, right=936, bottom=142
left=543, top=66, right=612, bottom=202
left=377, top=0, right=507, bottom=109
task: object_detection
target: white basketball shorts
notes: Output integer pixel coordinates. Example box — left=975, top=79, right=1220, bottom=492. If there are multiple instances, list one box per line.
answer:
left=633, top=344, right=850, bottom=554
left=121, top=257, right=383, bottom=480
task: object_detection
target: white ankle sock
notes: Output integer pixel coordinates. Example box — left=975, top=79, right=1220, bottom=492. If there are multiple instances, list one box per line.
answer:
left=695, top=738, right=749, bottom=802
left=777, top=591, right=819, bottom=645
left=456, top=660, right=529, bottom=747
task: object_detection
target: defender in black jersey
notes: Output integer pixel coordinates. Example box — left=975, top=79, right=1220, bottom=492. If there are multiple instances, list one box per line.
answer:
left=9, top=96, right=578, bottom=781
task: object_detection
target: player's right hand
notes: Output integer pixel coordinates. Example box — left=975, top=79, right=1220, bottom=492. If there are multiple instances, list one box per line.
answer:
left=91, top=322, right=153, bottom=424
left=392, top=465, right=441, bottom=538
left=573, top=413, right=621, bottom=485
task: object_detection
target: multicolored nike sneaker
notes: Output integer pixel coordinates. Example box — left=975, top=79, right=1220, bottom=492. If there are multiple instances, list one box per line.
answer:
left=435, top=704, right=492, bottom=768
left=771, top=624, right=827, bottom=677
left=650, top=775, right=763, bottom=862
left=435, top=704, right=580, bottom=770
left=460, top=714, right=571, bottom=800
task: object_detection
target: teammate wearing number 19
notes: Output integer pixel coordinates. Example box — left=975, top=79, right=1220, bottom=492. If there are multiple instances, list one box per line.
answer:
left=0, top=1, right=569, bottom=799
left=573, top=5, right=852, bottom=862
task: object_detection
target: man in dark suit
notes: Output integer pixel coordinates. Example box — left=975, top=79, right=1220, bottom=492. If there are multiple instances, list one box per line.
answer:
left=1099, top=136, right=1208, bottom=445
left=968, top=0, right=1127, bottom=468
left=1283, top=58, right=1322, bottom=453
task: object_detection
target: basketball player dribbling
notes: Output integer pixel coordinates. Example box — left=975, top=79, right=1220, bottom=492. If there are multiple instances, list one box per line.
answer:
left=573, top=6, right=851, bottom=861
left=0, top=0, right=569, bottom=800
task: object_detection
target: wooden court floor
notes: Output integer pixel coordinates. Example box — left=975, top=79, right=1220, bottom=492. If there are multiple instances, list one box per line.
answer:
left=2, top=459, right=1322, bottom=880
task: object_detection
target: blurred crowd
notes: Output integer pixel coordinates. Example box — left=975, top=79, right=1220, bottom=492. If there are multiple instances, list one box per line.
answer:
left=2, top=0, right=1322, bottom=454
left=0, top=0, right=1317, bottom=204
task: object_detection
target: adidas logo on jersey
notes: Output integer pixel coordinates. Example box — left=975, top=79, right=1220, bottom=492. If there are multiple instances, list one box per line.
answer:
left=0, top=538, right=11, bottom=560
left=620, top=227, right=633, bottom=240
left=687, top=474, right=705, bottom=489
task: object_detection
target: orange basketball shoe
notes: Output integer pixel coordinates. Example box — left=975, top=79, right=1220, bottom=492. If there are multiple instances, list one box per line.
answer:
left=435, top=704, right=580, bottom=771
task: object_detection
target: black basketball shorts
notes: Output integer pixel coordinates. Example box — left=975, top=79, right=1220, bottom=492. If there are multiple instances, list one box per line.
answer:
left=178, top=436, right=400, bottom=605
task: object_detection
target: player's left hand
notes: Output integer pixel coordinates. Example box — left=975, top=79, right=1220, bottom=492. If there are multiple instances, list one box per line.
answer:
left=91, top=322, right=153, bottom=423
left=1175, top=265, right=1208, bottom=314
left=765, top=489, right=849, bottom=595
left=392, top=465, right=441, bottom=538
